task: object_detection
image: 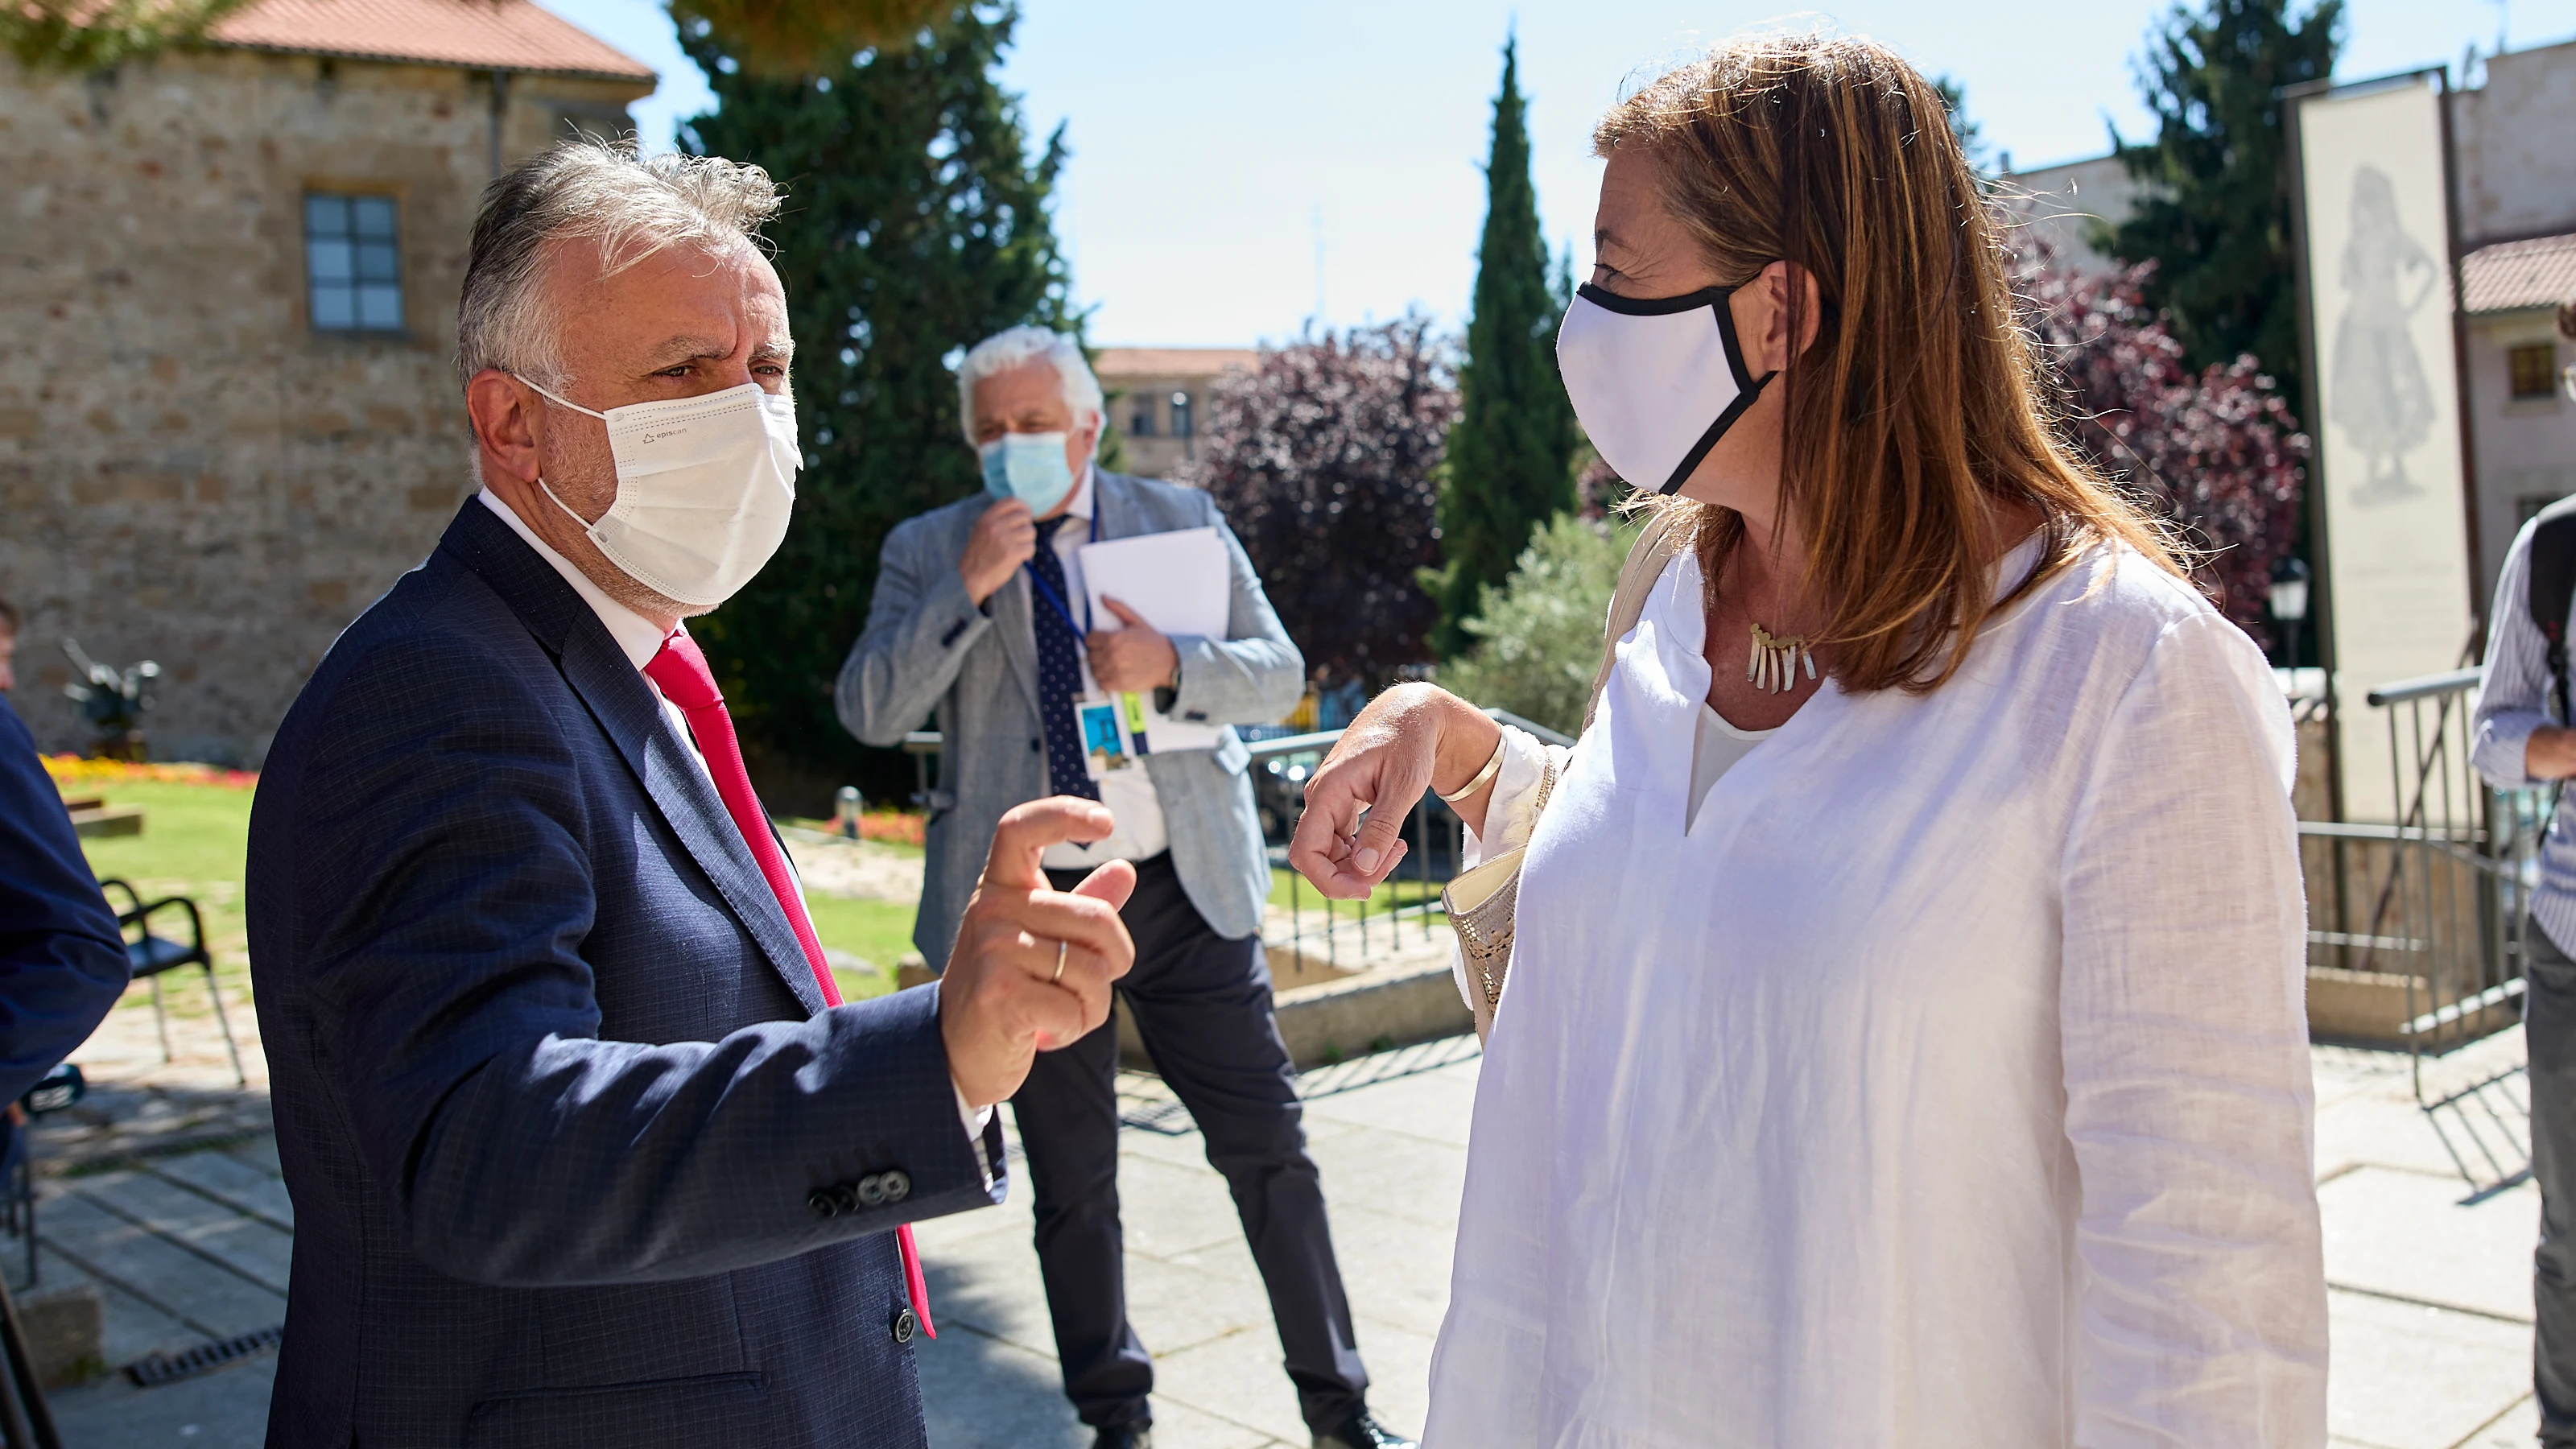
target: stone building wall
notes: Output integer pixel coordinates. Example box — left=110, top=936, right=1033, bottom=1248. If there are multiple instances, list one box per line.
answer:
left=0, top=47, right=642, bottom=763
left=1093, top=348, right=1256, bottom=481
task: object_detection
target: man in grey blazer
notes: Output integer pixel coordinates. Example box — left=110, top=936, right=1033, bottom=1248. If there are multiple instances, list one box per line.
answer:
left=840, top=328, right=1412, bottom=1449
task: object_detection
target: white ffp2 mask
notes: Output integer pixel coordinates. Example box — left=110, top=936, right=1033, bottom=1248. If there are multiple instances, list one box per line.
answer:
left=1556, top=283, right=1774, bottom=496
left=525, top=378, right=802, bottom=608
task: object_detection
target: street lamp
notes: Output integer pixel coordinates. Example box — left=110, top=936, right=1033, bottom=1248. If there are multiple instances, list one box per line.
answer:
left=2268, top=555, right=2311, bottom=681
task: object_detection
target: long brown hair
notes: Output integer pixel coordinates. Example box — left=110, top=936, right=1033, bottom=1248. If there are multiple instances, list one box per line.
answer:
left=1595, top=32, right=2184, bottom=692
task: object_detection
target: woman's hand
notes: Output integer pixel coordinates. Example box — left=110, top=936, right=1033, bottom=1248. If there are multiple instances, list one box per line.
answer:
left=1290, top=683, right=1501, bottom=898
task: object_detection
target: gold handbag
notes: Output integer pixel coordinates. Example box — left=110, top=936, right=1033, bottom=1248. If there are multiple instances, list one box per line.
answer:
left=1443, top=511, right=1683, bottom=1042
left=1444, top=753, right=1557, bottom=1041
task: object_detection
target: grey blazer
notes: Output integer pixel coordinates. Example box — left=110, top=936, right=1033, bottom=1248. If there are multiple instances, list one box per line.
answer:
left=839, top=471, right=1303, bottom=970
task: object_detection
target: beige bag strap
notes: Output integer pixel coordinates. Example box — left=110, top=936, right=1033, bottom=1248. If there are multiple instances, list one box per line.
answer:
left=1580, top=509, right=1688, bottom=734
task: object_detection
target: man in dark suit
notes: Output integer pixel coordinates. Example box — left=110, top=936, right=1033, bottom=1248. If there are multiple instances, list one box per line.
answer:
left=0, top=688, right=129, bottom=1107
left=840, top=329, right=1413, bottom=1449
left=246, top=142, right=1135, bottom=1448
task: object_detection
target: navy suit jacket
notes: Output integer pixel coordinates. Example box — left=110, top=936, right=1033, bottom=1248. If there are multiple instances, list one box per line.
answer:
left=246, top=502, right=1002, bottom=1448
left=0, top=695, right=128, bottom=1104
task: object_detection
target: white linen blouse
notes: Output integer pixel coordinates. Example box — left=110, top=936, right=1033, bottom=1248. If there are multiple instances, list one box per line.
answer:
left=1426, top=537, right=2326, bottom=1447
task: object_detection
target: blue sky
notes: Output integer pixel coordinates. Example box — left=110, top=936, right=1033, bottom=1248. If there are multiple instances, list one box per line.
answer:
left=538, top=0, right=2566, bottom=347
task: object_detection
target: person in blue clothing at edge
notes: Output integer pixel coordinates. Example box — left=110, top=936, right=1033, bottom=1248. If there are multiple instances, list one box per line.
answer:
left=0, top=599, right=131, bottom=1145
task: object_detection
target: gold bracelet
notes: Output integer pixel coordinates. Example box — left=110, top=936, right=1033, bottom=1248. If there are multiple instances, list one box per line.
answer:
left=1436, top=732, right=1508, bottom=804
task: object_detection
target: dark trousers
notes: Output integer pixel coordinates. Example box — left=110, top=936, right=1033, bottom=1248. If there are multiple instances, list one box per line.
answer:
left=2533, top=919, right=2576, bottom=1446
left=1019, top=852, right=1368, bottom=1433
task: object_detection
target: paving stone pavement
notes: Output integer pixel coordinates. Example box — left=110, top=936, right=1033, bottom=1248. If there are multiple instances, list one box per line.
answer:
left=21, top=1017, right=2559, bottom=1447
left=781, top=833, right=928, bottom=904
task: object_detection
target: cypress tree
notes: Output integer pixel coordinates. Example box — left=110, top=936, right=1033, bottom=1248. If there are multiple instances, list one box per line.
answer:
left=2107, top=0, right=2342, bottom=407
left=678, top=4, right=1079, bottom=803
left=1427, top=35, right=1577, bottom=660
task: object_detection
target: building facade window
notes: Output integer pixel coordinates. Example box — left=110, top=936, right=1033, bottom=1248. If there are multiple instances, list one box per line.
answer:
left=1170, top=390, right=1193, bottom=439
left=1129, top=398, right=1157, bottom=436
left=2511, top=342, right=2558, bottom=401
left=305, top=192, right=403, bottom=333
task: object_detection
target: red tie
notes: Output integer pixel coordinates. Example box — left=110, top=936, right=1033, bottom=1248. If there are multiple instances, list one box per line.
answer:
left=643, top=629, right=936, bottom=1340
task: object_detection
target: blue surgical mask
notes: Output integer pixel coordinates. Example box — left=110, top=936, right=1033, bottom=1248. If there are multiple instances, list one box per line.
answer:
left=979, top=431, right=1075, bottom=509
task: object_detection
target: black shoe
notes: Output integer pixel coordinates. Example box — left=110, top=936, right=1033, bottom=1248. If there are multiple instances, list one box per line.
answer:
left=1313, top=1408, right=1416, bottom=1449
left=1092, top=1424, right=1151, bottom=1449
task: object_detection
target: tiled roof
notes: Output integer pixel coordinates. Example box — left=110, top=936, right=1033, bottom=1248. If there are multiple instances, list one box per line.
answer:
left=1093, top=348, right=1260, bottom=378
left=2462, top=232, right=2576, bottom=315
left=204, top=0, right=654, bottom=81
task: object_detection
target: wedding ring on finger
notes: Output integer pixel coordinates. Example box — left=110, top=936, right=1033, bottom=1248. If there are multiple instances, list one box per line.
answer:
left=1052, top=939, right=1067, bottom=985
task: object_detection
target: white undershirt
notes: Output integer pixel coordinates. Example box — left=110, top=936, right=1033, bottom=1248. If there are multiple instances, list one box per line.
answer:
left=477, top=489, right=999, bottom=1160
left=1034, top=465, right=1173, bottom=871
left=1687, top=703, right=1775, bottom=831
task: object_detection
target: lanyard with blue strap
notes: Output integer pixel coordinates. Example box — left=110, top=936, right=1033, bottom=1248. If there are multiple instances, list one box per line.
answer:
left=1022, top=506, right=1100, bottom=639
left=1022, top=504, right=1161, bottom=757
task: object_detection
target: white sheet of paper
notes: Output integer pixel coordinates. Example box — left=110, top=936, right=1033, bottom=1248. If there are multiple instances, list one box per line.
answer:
left=1078, top=527, right=1230, bottom=752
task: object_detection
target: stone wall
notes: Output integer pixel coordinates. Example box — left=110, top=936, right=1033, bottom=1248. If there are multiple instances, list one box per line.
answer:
left=0, top=48, right=642, bottom=763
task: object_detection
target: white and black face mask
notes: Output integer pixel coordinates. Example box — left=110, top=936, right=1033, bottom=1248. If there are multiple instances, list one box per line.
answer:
left=1557, top=282, right=1776, bottom=496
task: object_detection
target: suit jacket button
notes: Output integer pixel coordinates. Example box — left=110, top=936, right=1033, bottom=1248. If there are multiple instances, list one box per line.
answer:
left=832, top=1183, right=861, bottom=1215
left=857, top=1174, right=888, bottom=1208
left=1029, top=738, right=1041, bottom=753
left=880, top=1170, right=910, bottom=1203
left=891, top=1307, right=917, bottom=1344
left=807, top=1189, right=839, bottom=1218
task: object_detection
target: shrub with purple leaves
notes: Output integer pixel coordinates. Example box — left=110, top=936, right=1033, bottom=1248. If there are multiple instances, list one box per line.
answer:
left=2021, top=247, right=2310, bottom=645
left=1176, top=315, right=1460, bottom=690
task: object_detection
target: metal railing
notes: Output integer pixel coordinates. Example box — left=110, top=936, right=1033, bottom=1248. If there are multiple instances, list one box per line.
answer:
left=898, top=710, right=1573, bottom=979
left=2306, top=665, right=2546, bottom=1186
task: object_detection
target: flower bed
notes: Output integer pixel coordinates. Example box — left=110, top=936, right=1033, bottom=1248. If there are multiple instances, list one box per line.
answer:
left=43, top=756, right=259, bottom=790
left=852, top=810, right=924, bottom=846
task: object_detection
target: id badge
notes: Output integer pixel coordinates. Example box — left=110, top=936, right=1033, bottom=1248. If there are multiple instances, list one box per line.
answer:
left=1075, top=695, right=1136, bottom=779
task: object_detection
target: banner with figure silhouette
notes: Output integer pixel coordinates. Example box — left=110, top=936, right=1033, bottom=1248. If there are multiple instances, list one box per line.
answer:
left=2293, top=72, right=2471, bottom=824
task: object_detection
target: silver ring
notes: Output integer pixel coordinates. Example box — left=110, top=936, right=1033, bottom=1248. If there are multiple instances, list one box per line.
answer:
left=1052, top=940, right=1068, bottom=984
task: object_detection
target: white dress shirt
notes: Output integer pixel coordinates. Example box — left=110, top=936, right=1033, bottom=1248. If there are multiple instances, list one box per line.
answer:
left=1032, top=464, right=1174, bottom=871
left=477, top=490, right=997, bottom=1166
left=1430, top=536, right=2326, bottom=1446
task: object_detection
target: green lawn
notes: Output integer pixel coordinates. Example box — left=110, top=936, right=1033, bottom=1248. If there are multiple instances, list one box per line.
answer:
left=803, top=894, right=914, bottom=1002
left=68, top=778, right=913, bottom=1007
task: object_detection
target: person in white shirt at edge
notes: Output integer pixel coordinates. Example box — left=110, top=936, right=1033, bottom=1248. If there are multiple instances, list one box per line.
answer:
left=838, top=328, right=1414, bottom=1449
left=1290, top=32, right=2326, bottom=1449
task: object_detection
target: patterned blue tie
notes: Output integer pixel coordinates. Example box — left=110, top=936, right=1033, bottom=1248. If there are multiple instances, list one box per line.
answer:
left=1030, top=516, right=1102, bottom=802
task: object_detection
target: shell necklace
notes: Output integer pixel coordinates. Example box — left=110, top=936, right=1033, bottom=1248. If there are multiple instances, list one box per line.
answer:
left=1747, top=623, right=1817, bottom=695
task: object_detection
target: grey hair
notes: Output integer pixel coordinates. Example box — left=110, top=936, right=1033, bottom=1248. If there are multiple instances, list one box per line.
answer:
left=955, top=326, right=1104, bottom=448
left=456, top=140, right=784, bottom=391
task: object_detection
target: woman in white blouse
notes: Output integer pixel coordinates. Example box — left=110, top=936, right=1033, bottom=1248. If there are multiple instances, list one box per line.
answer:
left=1290, top=32, right=2326, bottom=1448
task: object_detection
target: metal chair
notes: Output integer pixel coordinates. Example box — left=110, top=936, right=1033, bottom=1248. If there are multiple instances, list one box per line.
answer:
left=95, top=880, right=244, bottom=1088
